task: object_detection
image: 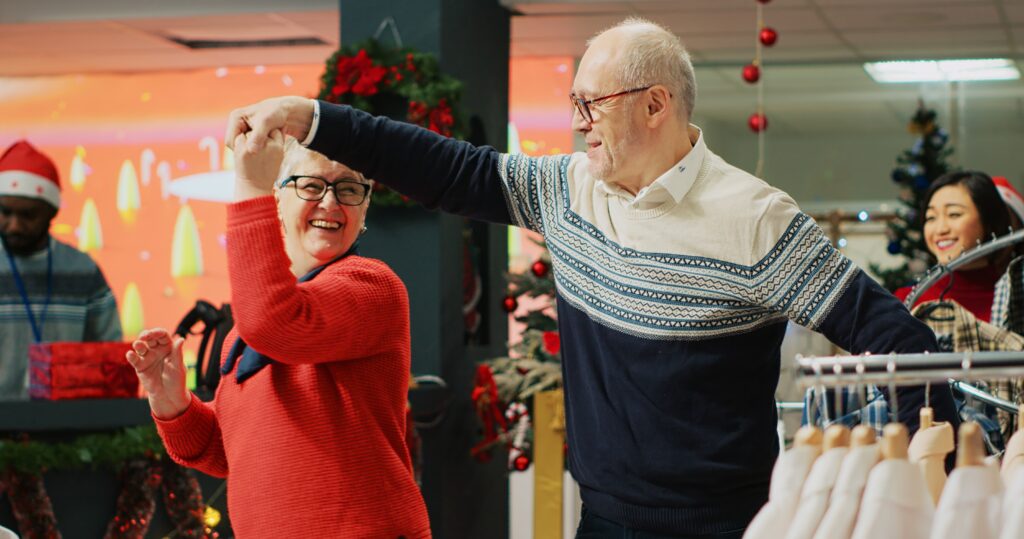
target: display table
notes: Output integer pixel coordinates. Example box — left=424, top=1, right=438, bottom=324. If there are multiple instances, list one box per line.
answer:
left=0, top=384, right=451, bottom=538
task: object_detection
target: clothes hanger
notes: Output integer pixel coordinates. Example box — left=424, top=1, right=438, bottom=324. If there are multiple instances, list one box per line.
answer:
left=956, top=421, right=986, bottom=468
left=915, top=265, right=957, bottom=322
left=823, top=424, right=851, bottom=450
left=881, top=357, right=910, bottom=459
left=851, top=358, right=877, bottom=447
left=881, top=423, right=910, bottom=460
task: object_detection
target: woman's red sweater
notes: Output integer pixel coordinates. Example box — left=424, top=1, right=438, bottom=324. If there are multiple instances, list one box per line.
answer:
left=155, top=197, right=431, bottom=538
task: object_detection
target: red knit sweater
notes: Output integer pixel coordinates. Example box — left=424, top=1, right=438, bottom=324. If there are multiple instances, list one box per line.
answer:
left=154, top=197, right=431, bottom=538
left=894, top=265, right=1003, bottom=322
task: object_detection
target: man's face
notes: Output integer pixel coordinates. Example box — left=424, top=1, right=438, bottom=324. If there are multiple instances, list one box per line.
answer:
left=572, top=35, right=645, bottom=184
left=0, top=196, right=56, bottom=255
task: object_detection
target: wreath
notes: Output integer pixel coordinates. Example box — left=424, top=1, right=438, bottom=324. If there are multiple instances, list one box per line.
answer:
left=318, top=38, right=465, bottom=207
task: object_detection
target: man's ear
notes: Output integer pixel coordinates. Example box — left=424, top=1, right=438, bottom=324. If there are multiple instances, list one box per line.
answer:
left=646, top=85, right=673, bottom=128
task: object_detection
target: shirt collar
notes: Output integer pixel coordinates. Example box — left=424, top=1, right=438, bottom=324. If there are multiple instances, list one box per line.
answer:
left=596, top=125, right=706, bottom=206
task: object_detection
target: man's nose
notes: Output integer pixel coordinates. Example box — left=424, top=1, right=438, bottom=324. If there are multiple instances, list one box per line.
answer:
left=571, top=110, right=591, bottom=133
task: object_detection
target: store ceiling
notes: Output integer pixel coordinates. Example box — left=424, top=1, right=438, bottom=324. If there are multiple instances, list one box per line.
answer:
left=0, top=0, right=1020, bottom=134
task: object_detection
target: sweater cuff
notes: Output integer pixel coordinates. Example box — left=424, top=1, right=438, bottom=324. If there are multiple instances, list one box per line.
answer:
left=227, top=196, right=278, bottom=227
left=154, top=392, right=218, bottom=460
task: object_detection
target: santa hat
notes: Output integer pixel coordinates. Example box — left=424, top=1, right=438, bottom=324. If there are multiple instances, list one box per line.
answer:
left=0, top=140, right=61, bottom=209
left=993, top=176, right=1024, bottom=224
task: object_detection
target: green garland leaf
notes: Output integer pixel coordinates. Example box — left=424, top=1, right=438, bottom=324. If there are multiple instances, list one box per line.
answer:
left=0, top=425, right=165, bottom=475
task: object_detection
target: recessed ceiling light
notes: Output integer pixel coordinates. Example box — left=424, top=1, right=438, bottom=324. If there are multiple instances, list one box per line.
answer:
left=864, top=59, right=1020, bottom=83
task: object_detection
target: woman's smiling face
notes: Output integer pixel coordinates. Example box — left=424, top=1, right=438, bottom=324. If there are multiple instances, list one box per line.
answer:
left=924, top=183, right=986, bottom=267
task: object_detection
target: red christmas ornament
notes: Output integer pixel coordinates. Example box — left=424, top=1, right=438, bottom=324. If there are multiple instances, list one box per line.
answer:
left=748, top=113, right=768, bottom=133
left=756, top=0, right=772, bottom=3
left=502, top=295, right=518, bottom=313
left=759, top=27, right=778, bottom=47
left=513, top=454, right=531, bottom=471
left=542, top=331, right=561, bottom=355
left=742, top=63, right=761, bottom=84
left=531, top=260, right=550, bottom=278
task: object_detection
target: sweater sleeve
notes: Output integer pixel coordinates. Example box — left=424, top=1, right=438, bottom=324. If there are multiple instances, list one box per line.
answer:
left=751, top=195, right=959, bottom=433
left=154, top=392, right=228, bottom=478
left=83, top=263, right=122, bottom=342
left=226, top=197, right=410, bottom=363
left=307, top=101, right=524, bottom=227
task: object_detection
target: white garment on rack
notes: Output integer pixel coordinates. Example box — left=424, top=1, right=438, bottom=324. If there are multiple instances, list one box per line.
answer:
left=743, top=445, right=820, bottom=539
left=784, top=446, right=849, bottom=539
left=850, top=459, right=934, bottom=539
left=908, top=422, right=954, bottom=505
left=931, top=464, right=1002, bottom=539
left=1001, top=466, right=1024, bottom=539
left=812, top=444, right=879, bottom=539
left=1001, top=430, right=1024, bottom=480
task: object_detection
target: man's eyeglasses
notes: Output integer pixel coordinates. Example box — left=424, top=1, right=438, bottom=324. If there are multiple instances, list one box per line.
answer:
left=570, top=86, right=652, bottom=124
left=278, top=175, right=371, bottom=206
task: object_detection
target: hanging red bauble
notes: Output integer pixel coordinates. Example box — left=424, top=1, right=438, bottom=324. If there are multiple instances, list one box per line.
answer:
left=759, top=27, right=778, bottom=46
left=748, top=113, right=768, bottom=133
left=513, top=454, right=531, bottom=471
left=742, top=63, right=761, bottom=84
left=531, top=260, right=550, bottom=278
left=502, top=295, right=518, bottom=313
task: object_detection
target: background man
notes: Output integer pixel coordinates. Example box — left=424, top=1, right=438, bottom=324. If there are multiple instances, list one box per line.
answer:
left=0, top=140, right=121, bottom=399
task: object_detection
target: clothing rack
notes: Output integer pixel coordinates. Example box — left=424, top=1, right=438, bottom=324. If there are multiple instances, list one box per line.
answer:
left=903, top=227, right=1024, bottom=307
left=795, top=351, right=1023, bottom=415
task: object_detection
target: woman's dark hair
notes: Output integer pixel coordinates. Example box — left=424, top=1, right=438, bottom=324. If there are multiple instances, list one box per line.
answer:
left=922, top=170, right=1017, bottom=265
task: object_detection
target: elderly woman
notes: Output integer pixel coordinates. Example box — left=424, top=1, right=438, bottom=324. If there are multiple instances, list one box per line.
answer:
left=126, top=130, right=430, bottom=538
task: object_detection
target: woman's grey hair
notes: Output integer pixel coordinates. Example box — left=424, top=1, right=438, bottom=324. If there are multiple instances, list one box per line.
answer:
left=590, top=17, right=697, bottom=122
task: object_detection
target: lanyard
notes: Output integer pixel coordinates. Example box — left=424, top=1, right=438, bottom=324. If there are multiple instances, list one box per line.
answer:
left=4, top=241, right=52, bottom=343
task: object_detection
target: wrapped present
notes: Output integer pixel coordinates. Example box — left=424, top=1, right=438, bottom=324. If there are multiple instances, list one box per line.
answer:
left=29, top=342, right=137, bottom=399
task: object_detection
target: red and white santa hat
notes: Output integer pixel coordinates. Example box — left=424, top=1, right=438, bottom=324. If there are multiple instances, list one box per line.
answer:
left=0, top=140, right=61, bottom=209
left=993, top=176, right=1024, bottom=224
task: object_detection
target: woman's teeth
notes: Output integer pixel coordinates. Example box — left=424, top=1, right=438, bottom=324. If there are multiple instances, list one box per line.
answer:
left=936, top=239, right=956, bottom=249
left=310, top=219, right=341, bottom=230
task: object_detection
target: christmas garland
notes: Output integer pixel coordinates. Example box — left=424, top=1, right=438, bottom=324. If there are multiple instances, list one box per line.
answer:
left=0, top=426, right=218, bottom=538
left=317, top=38, right=465, bottom=208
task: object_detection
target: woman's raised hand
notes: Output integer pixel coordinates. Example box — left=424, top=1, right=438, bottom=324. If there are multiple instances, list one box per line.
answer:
left=126, top=328, right=190, bottom=420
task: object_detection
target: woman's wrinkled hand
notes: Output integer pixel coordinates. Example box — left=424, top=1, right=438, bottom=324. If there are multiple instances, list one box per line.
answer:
left=126, top=328, right=190, bottom=420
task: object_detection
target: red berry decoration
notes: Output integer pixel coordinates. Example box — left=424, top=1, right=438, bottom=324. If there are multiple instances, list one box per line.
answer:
left=759, top=27, right=778, bottom=47
left=748, top=113, right=768, bottom=133
left=513, top=454, right=531, bottom=471
left=531, top=260, right=549, bottom=278
left=742, top=63, right=761, bottom=84
left=502, top=295, right=518, bottom=313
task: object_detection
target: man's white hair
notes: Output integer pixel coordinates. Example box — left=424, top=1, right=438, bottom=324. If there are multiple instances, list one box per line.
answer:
left=589, top=17, right=697, bottom=122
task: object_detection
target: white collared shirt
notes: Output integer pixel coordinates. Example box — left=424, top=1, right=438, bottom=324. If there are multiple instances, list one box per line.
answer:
left=595, top=125, right=706, bottom=211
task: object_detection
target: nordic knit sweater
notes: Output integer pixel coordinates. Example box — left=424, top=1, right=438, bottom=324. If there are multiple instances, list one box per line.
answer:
left=0, top=238, right=121, bottom=399
left=308, top=102, right=958, bottom=535
left=154, top=197, right=431, bottom=539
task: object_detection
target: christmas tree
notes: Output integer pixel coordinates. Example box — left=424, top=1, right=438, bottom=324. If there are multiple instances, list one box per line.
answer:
left=470, top=238, right=561, bottom=470
left=870, top=103, right=956, bottom=291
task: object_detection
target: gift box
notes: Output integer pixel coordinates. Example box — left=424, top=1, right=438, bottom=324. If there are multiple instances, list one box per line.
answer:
left=29, top=342, right=138, bottom=400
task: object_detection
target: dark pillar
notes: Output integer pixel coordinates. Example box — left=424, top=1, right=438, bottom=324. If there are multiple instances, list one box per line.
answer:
left=338, top=2, right=511, bottom=538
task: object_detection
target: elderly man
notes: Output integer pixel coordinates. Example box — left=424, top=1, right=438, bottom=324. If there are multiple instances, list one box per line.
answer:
left=0, top=140, right=121, bottom=399
left=227, top=18, right=956, bottom=538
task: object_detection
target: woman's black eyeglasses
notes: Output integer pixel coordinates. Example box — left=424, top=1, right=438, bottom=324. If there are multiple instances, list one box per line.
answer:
left=278, top=175, right=371, bottom=206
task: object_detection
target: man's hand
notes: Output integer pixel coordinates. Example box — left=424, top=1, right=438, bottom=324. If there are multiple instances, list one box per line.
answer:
left=126, top=328, right=190, bottom=420
left=225, top=96, right=315, bottom=153
left=233, top=129, right=285, bottom=200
